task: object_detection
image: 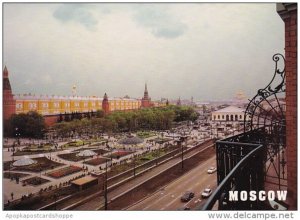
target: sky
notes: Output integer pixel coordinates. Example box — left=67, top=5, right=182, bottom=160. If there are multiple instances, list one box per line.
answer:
left=3, top=3, right=285, bottom=101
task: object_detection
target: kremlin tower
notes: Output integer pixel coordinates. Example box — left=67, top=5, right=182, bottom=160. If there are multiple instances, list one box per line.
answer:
left=102, top=93, right=110, bottom=114
left=141, top=83, right=152, bottom=108
left=3, top=66, right=16, bottom=120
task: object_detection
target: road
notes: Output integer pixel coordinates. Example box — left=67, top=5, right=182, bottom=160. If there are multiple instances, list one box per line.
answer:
left=71, top=140, right=215, bottom=210
left=127, top=155, right=217, bottom=210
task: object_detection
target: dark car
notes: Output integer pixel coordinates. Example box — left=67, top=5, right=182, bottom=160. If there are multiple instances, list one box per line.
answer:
left=181, top=191, right=195, bottom=202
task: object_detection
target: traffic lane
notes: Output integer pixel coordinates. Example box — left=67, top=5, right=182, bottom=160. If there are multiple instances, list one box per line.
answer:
left=137, top=157, right=216, bottom=210
left=160, top=168, right=217, bottom=210
left=186, top=184, right=217, bottom=210
left=128, top=155, right=216, bottom=210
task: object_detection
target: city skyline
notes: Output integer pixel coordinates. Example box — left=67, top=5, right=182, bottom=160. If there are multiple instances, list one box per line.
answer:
left=3, top=3, right=284, bottom=100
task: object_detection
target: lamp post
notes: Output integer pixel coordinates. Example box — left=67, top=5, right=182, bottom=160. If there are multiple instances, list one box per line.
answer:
left=104, top=151, right=112, bottom=210
left=104, top=159, right=108, bottom=210
left=133, top=154, right=136, bottom=177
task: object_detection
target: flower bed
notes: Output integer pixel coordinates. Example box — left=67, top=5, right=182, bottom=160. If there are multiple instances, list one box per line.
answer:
left=110, top=150, right=134, bottom=159
left=60, top=140, right=86, bottom=149
left=136, top=131, right=156, bottom=138
left=22, top=176, right=50, bottom=186
left=84, top=157, right=110, bottom=166
left=93, top=149, right=110, bottom=155
left=57, top=153, right=91, bottom=162
left=3, top=172, right=29, bottom=179
left=47, top=165, right=82, bottom=178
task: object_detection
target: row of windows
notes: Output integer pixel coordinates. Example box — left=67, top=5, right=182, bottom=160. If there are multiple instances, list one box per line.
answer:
left=15, top=100, right=141, bottom=115
left=213, top=114, right=243, bottom=121
left=16, top=101, right=140, bottom=110
left=16, top=102, right=102, bottom=109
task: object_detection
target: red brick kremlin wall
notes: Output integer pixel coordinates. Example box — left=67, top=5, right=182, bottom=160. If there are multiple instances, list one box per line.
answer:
left=278, top=3, right=297, bottom=210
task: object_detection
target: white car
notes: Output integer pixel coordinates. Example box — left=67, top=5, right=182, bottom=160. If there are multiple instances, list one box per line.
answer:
left=207, top=166, right=217, bottom=174
left=201, top=188, right=212, bottom=198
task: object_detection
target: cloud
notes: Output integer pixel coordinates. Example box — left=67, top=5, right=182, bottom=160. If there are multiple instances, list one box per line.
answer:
left=53, top=4, right=98, bottom=29
left=132, top=5, right=187, bottom=39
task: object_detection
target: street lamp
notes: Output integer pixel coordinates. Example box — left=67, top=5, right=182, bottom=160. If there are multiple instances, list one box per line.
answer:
left=133, top=154, right=136, bottom=177
left=104, top=151, right=112, bottom=210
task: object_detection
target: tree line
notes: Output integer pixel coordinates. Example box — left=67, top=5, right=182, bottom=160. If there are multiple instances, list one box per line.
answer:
left=53, top=106, right=198, bottom=138
left=4, top=105, right=198, bottom=138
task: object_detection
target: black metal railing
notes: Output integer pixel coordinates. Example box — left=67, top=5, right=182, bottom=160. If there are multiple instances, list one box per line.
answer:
left=203, top=54, right=286, bottom=210
left=203, top=143, right=265, bottom=210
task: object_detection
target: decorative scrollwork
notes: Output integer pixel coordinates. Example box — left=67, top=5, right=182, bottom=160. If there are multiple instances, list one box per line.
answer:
left=243, top=53, right=287, bottom=190
left=244, top=53, right=286, bottom=134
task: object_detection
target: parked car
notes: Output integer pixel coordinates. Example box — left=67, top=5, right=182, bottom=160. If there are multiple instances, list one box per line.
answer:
left=201, top=188, right=212, bottom=198
left=207, top=166, right=217, bottom=174
left=181, top=191, right=195, bottom=202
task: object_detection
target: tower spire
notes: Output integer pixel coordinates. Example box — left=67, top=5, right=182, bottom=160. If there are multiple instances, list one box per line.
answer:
left=3, top=66, right=8, bottom=78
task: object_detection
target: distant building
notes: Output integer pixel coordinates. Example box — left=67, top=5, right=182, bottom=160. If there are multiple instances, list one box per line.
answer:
left=3, top=67, right=166, bottom=125
left=141, top=83, right=152, bottom=108
left=176, top=97, right=181, bottom=106
left=102, top=93, right=110, bottom=114
left=211, top=105, right=249, bottom=122
left=3, top=66, right=16, bottom=120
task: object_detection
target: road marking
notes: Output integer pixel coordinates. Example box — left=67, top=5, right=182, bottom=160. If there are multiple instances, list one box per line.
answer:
left=160, top=195, right=182, bottom=210
left=141, top=192, right=173, bottom=210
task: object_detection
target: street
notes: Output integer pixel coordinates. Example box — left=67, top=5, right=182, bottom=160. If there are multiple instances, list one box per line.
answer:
left=127, top=155, right=217, bottom=210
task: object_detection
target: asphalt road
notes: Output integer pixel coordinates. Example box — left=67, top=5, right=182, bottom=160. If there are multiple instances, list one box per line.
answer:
left=127, top=155, right=217, bottom=211
left=71, top=140, right=214, bottom=210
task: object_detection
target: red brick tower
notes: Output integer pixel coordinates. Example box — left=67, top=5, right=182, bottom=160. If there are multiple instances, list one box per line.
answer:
left=277, top=3, right=297, bottom=210
left=141, top=83, right=151, bottom=108
left=3, top=66, right=16, bottom=120
left=102, top=93, right=110, bottom=114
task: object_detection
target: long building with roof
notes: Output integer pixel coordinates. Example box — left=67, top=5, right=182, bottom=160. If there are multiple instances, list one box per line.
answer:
left=211, top=105, right=250, bottom=122
left=3, top=67, right=166, bottom=125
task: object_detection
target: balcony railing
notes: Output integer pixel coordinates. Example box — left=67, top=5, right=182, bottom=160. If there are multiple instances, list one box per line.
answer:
left=203, top=142, right=264, bottom=210
left=203, top=54, right=287, bottom=210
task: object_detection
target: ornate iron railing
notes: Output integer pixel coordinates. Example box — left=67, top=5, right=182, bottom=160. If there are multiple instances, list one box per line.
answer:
left=203, top=142, right=264, bottom=210
left=202, top=54, right=286, bottom=210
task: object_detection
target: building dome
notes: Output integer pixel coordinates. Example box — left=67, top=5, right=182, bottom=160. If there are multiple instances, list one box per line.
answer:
left=12, top=157, right=36, bottom=167
left=77, top=149, right=97, bottom=157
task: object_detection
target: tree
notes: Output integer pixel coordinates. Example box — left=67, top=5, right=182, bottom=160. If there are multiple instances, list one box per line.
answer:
left=96, top=109, right=105, bottom=118
left=8, top=111, right=46, bottom=138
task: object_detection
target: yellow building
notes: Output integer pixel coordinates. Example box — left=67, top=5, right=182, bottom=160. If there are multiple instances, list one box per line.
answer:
left=14, top=94, right=144, bottom=115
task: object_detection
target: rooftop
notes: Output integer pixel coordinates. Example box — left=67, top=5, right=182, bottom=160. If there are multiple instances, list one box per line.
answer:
left=71, top=176, right=97, bottom=186
left=213, top=105, right=245, bottom=113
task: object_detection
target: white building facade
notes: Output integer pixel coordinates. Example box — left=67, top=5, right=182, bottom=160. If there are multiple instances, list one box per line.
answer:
left=211, top=106, right=250, bottom=122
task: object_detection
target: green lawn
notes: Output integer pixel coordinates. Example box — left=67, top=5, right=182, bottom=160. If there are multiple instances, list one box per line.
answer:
left=136, top=131, right=157, bottom=139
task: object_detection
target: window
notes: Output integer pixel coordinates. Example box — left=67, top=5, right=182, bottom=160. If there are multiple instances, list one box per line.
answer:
left=17, top=103, right=23, bottom=109
left=54, top=102, right=59, bottom=108
left=239, top=115, right=242, bottom=119
left=29, top=103, right=37, bottom=109
left=222, top=115, right=224, bottom=119
left=218, top=115, right=220, bottom=119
